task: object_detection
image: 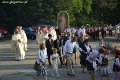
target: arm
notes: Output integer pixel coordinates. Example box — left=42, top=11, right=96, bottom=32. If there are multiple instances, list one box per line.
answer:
left=63, top=41, right=67, bottom=55
left=74, top=43, right=83, bottom=52
left=98, top=54, right=103, bottom=64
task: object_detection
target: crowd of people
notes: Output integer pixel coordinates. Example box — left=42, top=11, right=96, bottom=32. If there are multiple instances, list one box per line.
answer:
left=11, top=24, right=120, bottom=80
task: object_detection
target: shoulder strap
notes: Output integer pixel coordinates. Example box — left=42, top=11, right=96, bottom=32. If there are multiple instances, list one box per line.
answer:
left=39, top=51, right=42, bottom=59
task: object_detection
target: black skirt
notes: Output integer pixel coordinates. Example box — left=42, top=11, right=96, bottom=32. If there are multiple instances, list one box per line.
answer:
left=86, top=60, right=95, bottom=71
left=80, top=55, right=87, bottom=66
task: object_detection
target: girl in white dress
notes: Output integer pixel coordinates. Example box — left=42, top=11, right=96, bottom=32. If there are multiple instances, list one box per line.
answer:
left=51, top=48, right=62, bottom=78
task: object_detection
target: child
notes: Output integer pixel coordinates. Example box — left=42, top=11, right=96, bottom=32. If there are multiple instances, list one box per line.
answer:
left=98, top=47, right=112, bottom=79
left=51, top=48, right=62, bottom=78
left=113, top=50, right=120, bottom=80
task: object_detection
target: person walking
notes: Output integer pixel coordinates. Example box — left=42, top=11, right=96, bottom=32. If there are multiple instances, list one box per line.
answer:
left=113, top=50, right=120, bottom=80
left=86, top=50, right=99, bottom=80
left=46, top=34, right=54, bottom=67
left=11, top=29, right=25, bottom=61
left=37, top=43, right=47, bottom=80
left=63, top=37, right=85, bottom=76
left=80, top=39, right=92, bottom=73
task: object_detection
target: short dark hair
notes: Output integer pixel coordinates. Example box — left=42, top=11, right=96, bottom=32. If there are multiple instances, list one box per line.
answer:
left=48, top=34, right=52, bottom=37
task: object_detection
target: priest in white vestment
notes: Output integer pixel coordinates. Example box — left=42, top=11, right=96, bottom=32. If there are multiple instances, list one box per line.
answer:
left=11, top=29, right=25, bottom=60
left=48, top=26, right=57, bottom=41
left=18, top=26, right=28, bottom=51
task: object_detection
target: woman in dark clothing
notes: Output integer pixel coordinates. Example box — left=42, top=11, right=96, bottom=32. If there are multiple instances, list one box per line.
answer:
left=79, top=39, right=92, bottom=73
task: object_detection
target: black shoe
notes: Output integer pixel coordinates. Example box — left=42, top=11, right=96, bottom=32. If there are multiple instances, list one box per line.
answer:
left=71, top=74, right=75, bottom=76
left=67, top=73, right=71, bottom=75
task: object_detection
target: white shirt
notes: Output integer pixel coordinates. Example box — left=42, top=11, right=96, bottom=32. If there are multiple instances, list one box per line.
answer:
left=64, top=28, right=71, bottom=33
left=86, top=50, right=99, bottom=63
left=98, top=54, right=109, bottom=65
left=95, top=43, right=105, bottom=51
left=37, top=50, right=47, bottom=65
left=115, top=58, right=120, bottom=66
left=63, top=39, right=83, bottom=55
left=104, top=27, right=107, bottom=31
left=52, top=53, right=59, bottom=64
left=71, top=28, right=76, bottom=33
left=109, top=26, right=113, bottom=30
left=78, top=28, right=86, bottom=36
left=84, top=44, right=91, bottom=53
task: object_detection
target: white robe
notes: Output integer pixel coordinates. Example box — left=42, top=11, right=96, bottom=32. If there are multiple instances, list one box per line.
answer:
left=19, top=30, right=28, bottom=51
left=11, top=34, right=25, bottom=60
left=49, top=29, right=57, bottom=41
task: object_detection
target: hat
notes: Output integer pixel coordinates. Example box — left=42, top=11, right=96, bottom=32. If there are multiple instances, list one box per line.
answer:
left=116, top=50, right=120, bottom=55
left=99, top=47, right=106, bottom=53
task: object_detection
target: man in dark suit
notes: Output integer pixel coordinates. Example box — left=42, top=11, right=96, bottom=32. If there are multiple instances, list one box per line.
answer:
left=46, top=34, right=54, bottom=66
left=54, top=35, right=63, bottom=65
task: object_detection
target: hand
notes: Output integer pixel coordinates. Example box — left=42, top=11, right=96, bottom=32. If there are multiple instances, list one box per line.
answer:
left=43, top=62, right=46, bottom=65
left=18, top=39, right=21, bottom=42
left=82, top=51, right=87, bottom=54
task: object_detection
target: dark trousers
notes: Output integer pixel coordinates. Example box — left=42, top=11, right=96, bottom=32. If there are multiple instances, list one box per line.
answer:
left=109, top=30, right=112, bottom=36
left=101, top=32, right=104, bottom=39
left=47, top=53, right=51, bottom=66
left=104, top=31, right=106, bottom=36
left=96, top=32, right=99, bottom=39
left=47, top=50, right=53, bottom=66
left=92, top=32, right=96, bottom=40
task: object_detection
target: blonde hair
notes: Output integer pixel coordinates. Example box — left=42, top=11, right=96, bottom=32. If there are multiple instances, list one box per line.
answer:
left=39, top=43, right=45, bottom=50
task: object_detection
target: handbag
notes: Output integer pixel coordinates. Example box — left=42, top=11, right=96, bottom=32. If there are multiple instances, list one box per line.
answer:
left=33, top=51, right=42, bottom=71
left=33, top=61, right=40, bottom=71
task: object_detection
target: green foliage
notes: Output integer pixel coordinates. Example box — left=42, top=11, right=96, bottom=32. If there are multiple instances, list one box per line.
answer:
left=0, top=0, right=120, bottom=33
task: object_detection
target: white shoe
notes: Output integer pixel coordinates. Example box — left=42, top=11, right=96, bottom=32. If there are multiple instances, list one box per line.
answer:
left=57, top=76, right=60, bottom=78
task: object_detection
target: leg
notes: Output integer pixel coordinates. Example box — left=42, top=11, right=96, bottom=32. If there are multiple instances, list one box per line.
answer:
left=66, top=54, right=71, bottom=74
left=82, top=65, right=85, bottom=73
left=91, top=71, right=95, bottom=80
left=66, top=54, right=74, bottom=75
left=109, top=30, right=110, bottom=36
left=51, top=69, right=54, bottom=76
left=44, top=76, right=47, bottom=80
left=58, top=50, right=63, bottom=65
left=55, top=69, right=60, bottom=78
left=69, top=54, right=74, bottom=75
left=47, top=53, right=51, bottom=66
left=74, top=52, right=77, bottom=64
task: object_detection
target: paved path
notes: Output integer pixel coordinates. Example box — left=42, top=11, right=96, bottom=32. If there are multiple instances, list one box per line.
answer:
left=0, top=37, right=120, bottom=80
